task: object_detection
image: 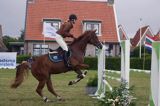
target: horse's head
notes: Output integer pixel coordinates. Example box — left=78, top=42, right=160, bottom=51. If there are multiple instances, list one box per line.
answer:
left=87, top=30, right=103, bottom=49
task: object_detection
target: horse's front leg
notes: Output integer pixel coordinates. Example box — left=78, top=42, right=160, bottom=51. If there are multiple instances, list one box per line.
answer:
left=68, top=68, right=87, bottom=85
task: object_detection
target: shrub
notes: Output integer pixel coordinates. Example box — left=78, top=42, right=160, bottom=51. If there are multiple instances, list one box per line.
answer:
left=131, top=46, right=151, bottom=57
left=86, top=75, right=98, bottom=87
left=17, top=55, right=30, bottom=63
left=84, top=57, right=98, bottom=70
left=84, top=57, right=151, bottom=70
left=106, top=57, right=121, bottom=70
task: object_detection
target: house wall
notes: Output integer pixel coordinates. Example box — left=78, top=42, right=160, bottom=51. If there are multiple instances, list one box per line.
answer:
left=24, top=41, right=120, bottom=57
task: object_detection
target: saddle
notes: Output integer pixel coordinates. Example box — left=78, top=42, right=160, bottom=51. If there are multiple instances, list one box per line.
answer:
left=48, top=47, right=72, bottom=68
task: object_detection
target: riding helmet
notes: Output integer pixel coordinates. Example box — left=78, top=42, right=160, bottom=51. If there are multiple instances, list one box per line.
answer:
left=69, top=14, right=77, bottom=21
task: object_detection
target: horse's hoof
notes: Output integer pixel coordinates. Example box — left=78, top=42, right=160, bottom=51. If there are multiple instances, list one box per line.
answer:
left=43, top=97, right=50, bottom=102
left=84, top=70, right=87, bottom=75
left=68, top=81, right=73, bottom=85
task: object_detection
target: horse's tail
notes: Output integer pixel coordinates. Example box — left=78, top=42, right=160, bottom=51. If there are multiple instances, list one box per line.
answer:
left=11, top=61, right=30, bottom=88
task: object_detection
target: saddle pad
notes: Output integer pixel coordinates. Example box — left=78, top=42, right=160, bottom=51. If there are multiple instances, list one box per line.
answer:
left=48, top=53, right=63, bottom=63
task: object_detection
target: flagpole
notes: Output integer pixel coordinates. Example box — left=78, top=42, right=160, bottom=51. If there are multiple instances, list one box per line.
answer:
left=143, top=44, right=145, bottom=70
left=139, top=18, right=142, bottom=59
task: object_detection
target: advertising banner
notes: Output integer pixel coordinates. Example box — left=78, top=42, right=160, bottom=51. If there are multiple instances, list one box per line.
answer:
left=0, top=52, right=17, bottom=69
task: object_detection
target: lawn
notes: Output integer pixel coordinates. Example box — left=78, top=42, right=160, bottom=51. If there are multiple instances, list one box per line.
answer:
left=0, top=69, right=150, bottom=106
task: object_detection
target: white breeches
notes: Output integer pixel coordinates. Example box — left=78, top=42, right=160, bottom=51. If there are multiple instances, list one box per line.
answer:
left=54, top=34, right=68, bottom=51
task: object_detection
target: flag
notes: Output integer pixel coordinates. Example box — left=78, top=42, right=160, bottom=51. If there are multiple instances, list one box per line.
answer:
left=42, top=22, right=57, bottom=38
left=145, top=34, right=155, bottom=52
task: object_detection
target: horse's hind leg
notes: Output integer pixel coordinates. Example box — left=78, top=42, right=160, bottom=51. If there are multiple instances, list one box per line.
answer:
left=36, top=80, right=49, bottom=102
left=46, top=76, right=64, bottom=101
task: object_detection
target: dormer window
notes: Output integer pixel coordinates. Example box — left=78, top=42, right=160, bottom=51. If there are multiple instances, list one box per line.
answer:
left=28, top=0, right=35, bottom=3
left=43, top=19, right=61, bottom=31
left=83, top=21, right=102, bottom=36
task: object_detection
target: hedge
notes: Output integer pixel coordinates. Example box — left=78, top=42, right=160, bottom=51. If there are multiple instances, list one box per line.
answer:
left=84, top=57, right=151, bottom=70
left=17, top=55, right=30, bottom=63
left=17, top=55, right=151, bottom=70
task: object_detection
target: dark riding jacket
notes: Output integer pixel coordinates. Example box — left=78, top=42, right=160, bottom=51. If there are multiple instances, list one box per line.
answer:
left=56, top=21, right=74, bottom=38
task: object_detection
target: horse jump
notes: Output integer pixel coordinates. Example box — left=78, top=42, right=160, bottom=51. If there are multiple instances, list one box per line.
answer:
left=150, top=42, right=160, bottom=106
left=95, top=40, right=130, bottom=98
left=95, top=40, right=160, bottom=106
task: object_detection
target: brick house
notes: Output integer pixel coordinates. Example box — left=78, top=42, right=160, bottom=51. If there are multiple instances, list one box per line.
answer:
left=154, top=30, right=160, bottom=41
left=131, top=25, right=154, bottom=49
left=24, top=0, right=120, bottom=56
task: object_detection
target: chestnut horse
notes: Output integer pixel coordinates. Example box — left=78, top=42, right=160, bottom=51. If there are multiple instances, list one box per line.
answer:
left=11, top=30, right=102, bottom=102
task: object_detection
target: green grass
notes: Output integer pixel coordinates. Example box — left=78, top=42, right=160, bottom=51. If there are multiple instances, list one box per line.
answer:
left=0, top=69, right=150, bottom=106
left=0, top=69, right=98, bottom=106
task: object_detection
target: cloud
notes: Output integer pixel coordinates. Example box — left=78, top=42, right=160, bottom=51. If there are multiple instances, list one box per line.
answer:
left=0, top=0, right=26, bottom=36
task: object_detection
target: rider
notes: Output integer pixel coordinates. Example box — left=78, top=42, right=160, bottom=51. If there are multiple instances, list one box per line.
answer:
left=43, top=14, right=77, bottom=67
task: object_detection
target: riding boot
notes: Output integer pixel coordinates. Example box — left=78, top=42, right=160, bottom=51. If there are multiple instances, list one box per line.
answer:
left=64, top=50, right=71, bottom=68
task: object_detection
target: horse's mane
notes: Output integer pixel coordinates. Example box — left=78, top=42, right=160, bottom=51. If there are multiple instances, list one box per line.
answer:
left=70, top=30, right=91, bottom=46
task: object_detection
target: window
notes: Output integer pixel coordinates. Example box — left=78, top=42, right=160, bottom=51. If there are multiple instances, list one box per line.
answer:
left=41, top=44, right=49, bottom=55
left=33, top=44, right=49, bottom=56
left=28, top=0, right=35, bottom=3
left=43, top=19, right=61, bottom=31
left=83, top=21, right=102, bottom=36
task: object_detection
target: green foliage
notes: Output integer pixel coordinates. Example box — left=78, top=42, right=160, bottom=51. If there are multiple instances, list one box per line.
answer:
left=130, top=58, right=151, bottom=70
left=99, top=81, right=136, bottom=106
left=17, top=54, right=30, bottom=63
left=106, top=57, right=121, bottom=70
left=84, top=57, right=98, bottom=70
left=84, top=57, right=151, bottom=70
left=2, top=36, right=18, bottom=50
left=18, top=29, right=25, bottom=41
left=131, top=46, right=151, bottom=57
left=86, top=75, right=98, bottom=87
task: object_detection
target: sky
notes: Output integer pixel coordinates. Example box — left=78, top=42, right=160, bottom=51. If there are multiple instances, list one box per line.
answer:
left=0, top=0, right=159, bottom=38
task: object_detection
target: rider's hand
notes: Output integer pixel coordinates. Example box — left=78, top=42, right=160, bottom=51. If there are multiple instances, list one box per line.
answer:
left=70, top=34, right=76, bottom=39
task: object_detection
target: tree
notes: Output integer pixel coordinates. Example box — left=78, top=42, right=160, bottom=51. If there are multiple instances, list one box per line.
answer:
left=2, top=35, right=18, bottom=50
left=18, top=29, right=25, bottom=41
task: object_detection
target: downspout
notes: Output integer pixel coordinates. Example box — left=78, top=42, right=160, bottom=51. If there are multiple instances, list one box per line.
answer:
left=24, top=0, right=29, bottom=54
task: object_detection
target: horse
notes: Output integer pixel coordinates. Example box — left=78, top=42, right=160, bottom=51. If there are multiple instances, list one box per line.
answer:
left=11, top=30, right=103, bottom=102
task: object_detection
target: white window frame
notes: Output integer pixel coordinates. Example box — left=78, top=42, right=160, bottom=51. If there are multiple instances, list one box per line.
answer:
left=33, top=44, right=49, bottom=56
left=28, top=0, right=35, bottom=3
left=43, top=19, right=61, bottom=31
left=83, top=21, right=102, bottom=36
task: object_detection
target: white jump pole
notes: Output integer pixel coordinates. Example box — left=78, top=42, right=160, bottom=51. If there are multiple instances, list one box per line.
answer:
left=95, top=45, right=112, bottom=98
left=95, top=40, right=130, bottom=98
left=150, top=41, right=160, bottom=106
left=120, top=40, right=130, bottom=87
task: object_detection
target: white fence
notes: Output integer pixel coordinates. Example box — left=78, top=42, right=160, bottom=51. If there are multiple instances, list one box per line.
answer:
left=94, top=40, right=160, bottom=106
